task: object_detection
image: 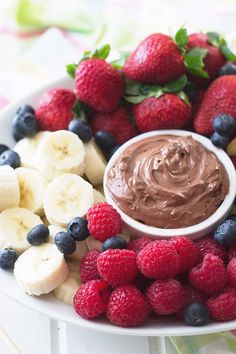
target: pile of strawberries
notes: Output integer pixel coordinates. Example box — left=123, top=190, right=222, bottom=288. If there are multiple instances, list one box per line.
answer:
left=34, top=28, right=236, bottom=146
left=73, top=202, right=236, bottom=328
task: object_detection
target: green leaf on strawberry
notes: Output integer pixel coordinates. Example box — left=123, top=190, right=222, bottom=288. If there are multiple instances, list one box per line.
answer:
left=175, top=28, right=188, bottom=53
left=176, top=91, right=191, bottom=106
left=92, top=44, right=110, bottom=60
left=110, top=51, right=130, bottom=69
left=163, top=75, right=187, bottom=93
left=207, top=32, right=236, bottom=61
left=66, top=63, right=77, bottom=79
left=184, top=48, right=209, bottom=78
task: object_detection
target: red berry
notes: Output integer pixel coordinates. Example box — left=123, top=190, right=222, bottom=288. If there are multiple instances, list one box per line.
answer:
left=87, top=203, right=123, bottom=242
left=35, top=89, right=76, bottom=131
left=207, top=288, right=236, bottom=321
left=107, top=285, right=150, bottom=327
left=97, top=249, right=137, bottom=287
left=73, top=279, right=111, bottom=319
left=123, top=33, right=185, bottom=84
left=170, top=236, right=200, bottom=274
left=195, top=236, right=226, bottom=262
left=75, top=59, right=124, bottom=113
left=80, top=250, right=100, bottom=283
left=128, top=237, right=152, bottom=254
left=189, top=253, right=226, bottom=295
left=176, top=284, right=206, bottom=319
left=137, top=240, right=180, bottom=279
left=147, top=279, right=185, bottom=315
left=91, top=107, right=137, bottom=144
left=228, top=244, right=236, bottom=261
left=227, top=258, right=236, bottom=287
left=132, top=95, right=191, bottom=133
left=194, top=76, right=236, bottom=135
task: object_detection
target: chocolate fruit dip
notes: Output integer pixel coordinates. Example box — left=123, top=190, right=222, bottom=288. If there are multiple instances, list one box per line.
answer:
left=106, top=135, right=229, bottom=228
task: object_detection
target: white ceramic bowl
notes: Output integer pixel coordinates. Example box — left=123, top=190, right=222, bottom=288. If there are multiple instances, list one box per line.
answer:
left=104, top=130, right=236, bottom=240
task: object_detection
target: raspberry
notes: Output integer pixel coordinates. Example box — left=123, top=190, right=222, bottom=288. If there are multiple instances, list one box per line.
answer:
left=146, top=279, right=185, bottom=315
left=106, top=285, right=150, bottom=327
left=176, top=284, right=206, bottom=319
left=73, top=279, right=111, bottom=319
left=80, top=250, right=100, bottom=283
left=97, top=249, right=137, bottom=287
left=189, top=253, right=226, bottom=295
left=137, top=240, right=180, bottom=279
left=207, top=288, right=236, bottom=321
left=228, top=244, right=236, bottom=261
left=87, top=203, right=123, bottom=242
left=170, top=236, right=200, bottom=274
left=195, top=236, right=226, bottom=262
left=128, top=237, right=152, bottom=254
left=226, top=258, right=236, bottom=287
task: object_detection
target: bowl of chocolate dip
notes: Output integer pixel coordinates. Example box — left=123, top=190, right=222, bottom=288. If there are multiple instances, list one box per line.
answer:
left=104, top=130, right=236, bottom=240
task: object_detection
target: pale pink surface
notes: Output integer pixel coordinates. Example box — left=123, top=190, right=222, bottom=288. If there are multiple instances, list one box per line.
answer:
left=0, top=96, right=8, bottom=110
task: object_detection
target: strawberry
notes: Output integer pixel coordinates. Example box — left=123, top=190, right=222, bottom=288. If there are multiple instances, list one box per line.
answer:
left=132, top=94, right=191, bottom=132
left=194, top=75, right=236, bottom=135
left=75, top=59, right=124, bottom=113
left=35, top=88, right=76, bottom=131
left=90, top=106, right=137, bottom=144
left=123, top=33, right=185, bottom=84
left=187, top=33, right=226, bottom=85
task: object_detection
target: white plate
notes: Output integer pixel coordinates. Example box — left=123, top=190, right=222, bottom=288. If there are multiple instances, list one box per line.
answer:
left=0, top=76, right=235, bottom=336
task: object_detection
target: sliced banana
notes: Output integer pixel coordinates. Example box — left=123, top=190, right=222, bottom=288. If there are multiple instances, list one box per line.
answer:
left=38, top=130, right=85, bottom=181
left=0, top=207, right=42, bottom=254
left=48, top=225, right=67, bottom=243
left=14, top=243, right=69, bottom=296
left=96, top=184, right=104, bottom=196
left=15, top=167, right=48, bottom=215
left=84, top=140, right=106, bottom=186
left=14, top=131, right=49, bottom=169
left=54, top=260, right=81, bottom=305
left=66, top=240, right=88, bottom=261
left=93, top=189, right=105, bottom=203
left=44, top=173, right=94, bottom=227
left=0, top=166, right=20, bottom=211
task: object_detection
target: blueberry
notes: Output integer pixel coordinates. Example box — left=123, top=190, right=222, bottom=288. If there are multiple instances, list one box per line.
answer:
left=17, top=104, right=35, bottom=115
left=106, top=144, right=121, bottom=161
left=12, top=112, right=38, bottom=139
left=55, top=231, right=76, bottom=254
left=67, top=217, right=89, bottom=241
left=102, top=236, right=127, bottom=252
left=227, top=214, right=236, bottom=222
left=184, top=302, right=209, bottom=326
left=94, top=130, right=116, bottom=151
left=68, top=119, right=92, bottom=142
left=210, top=132, right=230, bottom=149
left=27, top=224, right=49, bottom=246
left=214, top=219, right=236, bottom=247
left=12, top=125, right=24, bottom=142
left=0, top=144, right=9, bottom=155
left=0, top=249, right=17, bottom=270
left=0, top=150, right=21, bottom=169
left=219, top=62, right=236, bottom=76
left=212, top=114, right=236, bottom=136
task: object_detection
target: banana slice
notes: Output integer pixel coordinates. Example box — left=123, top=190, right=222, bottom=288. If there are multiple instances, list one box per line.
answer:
left=14, top=131, right=49, bottom=169
left=96, top=184, right=104, bottom=195
left=54, top=260, right=81, bottom=305
left=14, top=243, right=69, bottom=296
left=66, top=240, right=88, bottom=261
left=15, top=167, right=48, bottom=215
left=0, top=207, right=42, bottom=254
left=84, top=140, right=106, bottom=186
left=38, top=130, right=85, bottom=181
left=0, top=166, right=20, bottom=211
left=44, top=173, right=94, bottom=227
left=48, top=225, right=66, bottom=243
left=93, top=189, right=105, bottom=203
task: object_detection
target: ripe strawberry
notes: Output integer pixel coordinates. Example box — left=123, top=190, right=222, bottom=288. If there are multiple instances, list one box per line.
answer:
left=75, top=59, right=124, bottom=113
left=194, top=76, right=236, bottom=135
left=187, top=33, right=226, bottom=84
left=35, top=89, right=76, bottom=131
left=123, top=33, right=185, bottom=84
left=90, top=106, right=137, bottom=144
left=132, top=94, right=191, bottom=132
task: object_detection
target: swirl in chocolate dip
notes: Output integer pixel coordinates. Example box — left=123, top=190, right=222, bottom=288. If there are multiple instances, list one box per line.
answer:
left=106, top=135, right=229, bottom=228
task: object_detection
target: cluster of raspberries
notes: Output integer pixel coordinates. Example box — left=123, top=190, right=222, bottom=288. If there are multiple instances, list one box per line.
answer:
left=73, top=203, right=236, bottom=327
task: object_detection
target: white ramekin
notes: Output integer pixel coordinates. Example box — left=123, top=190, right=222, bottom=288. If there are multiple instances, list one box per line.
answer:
left=104, top=130, right=236, bottom=240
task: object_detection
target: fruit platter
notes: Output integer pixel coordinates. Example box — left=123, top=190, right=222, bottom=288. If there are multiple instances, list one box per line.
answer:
left=1, top=28, right=236, bottom=336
